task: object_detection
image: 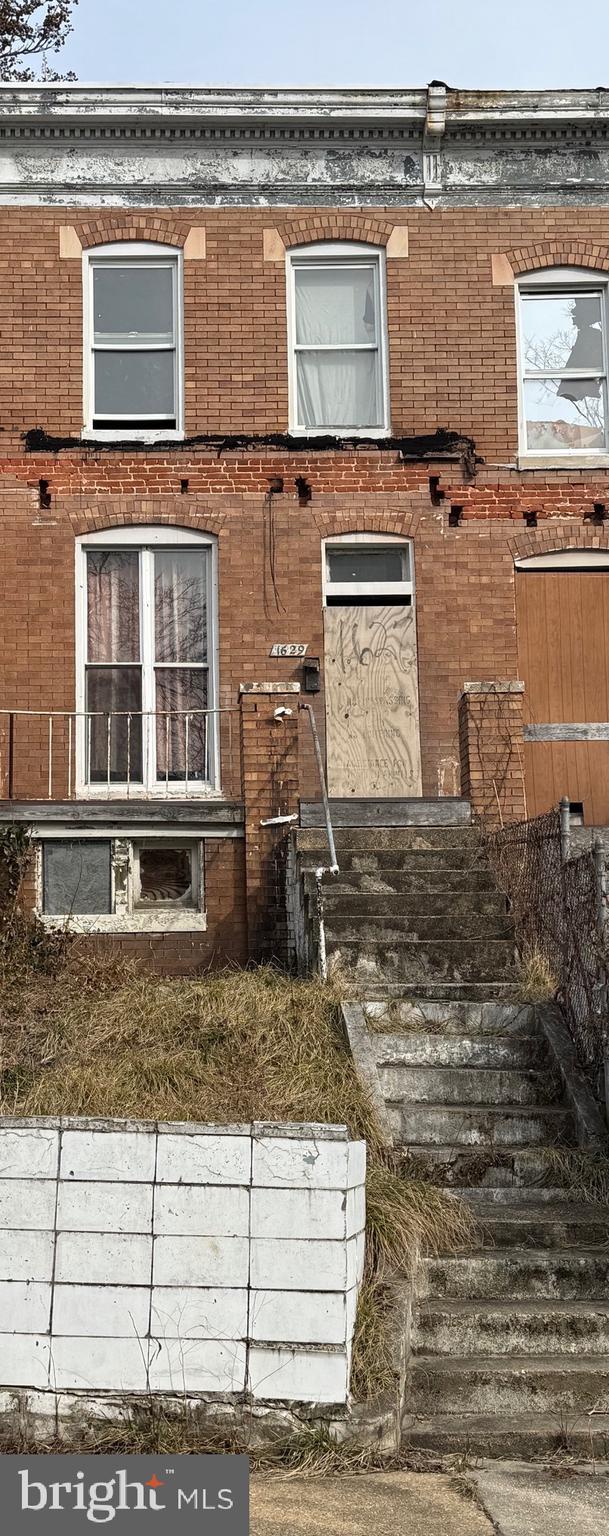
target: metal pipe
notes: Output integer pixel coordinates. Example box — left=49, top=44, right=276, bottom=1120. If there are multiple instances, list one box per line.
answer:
left=560, top=795, right=571, bottom=864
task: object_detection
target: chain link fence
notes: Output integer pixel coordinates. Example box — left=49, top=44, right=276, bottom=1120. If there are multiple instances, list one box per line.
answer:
left=482, top=807, right=608, bottom=1098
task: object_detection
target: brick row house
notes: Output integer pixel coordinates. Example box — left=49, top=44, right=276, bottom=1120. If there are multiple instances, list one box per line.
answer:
left=3, top=82, right=609, bottom=970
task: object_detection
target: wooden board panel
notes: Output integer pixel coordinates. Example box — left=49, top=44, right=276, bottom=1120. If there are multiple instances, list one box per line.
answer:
left=516, top=570, right=609, bottom=823
left=323, top=604, right=422, bottom=799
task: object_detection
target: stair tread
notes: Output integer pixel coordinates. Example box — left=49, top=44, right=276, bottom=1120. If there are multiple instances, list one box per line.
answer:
left=423, top=1245, right=609, bottom=1262
left=413, top=1353, right=609, bottom=1372
left=402, top=1410, right=609, bottom=1451
left=419, top=1297, right=609, bottom=1315
left=388, top=1100, right=570, bottom=1114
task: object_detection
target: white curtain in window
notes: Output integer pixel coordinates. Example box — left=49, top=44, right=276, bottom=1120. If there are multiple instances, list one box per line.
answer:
left=154, top=552, right=208, bottom=780
left=295, top=265, right=381, bottom=429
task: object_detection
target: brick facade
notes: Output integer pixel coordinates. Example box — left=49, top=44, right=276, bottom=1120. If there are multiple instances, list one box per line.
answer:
left=4, top=191, right=609, bottom=969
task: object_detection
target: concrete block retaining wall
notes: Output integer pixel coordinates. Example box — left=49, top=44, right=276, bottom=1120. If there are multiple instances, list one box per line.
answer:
left=0, top=1118, right=365, bottom=1412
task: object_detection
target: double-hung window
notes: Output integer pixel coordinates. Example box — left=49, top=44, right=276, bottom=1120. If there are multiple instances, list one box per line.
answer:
left=77, top=529, right=217, bottom=794
left=288, top=244, right=389, bottom=435
left=85, top=244, right=183, bottom=438
left=518, top=270, right=609, bottom=457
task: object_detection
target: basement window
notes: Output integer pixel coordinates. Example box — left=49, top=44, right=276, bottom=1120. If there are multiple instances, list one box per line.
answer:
left=39, top=837, right=205, bottom=931
left=133, top=842, right=198, bottom=910
left=43, top=839, right=112, bottom=917
left=287, top=243, right=389, bottom=436
left=84, top=244, right=183, bottom=440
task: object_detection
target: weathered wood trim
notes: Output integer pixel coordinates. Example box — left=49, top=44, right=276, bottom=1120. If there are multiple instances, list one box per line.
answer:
left=524, top=723, right=609, bottom=741
left=0, top=799, right=245, bottom=827
left=300, top=797, right=471, bottom=827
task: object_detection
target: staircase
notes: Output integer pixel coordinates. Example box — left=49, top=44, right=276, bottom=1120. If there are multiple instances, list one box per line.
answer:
left=298, top=798, right=609, bottom=1457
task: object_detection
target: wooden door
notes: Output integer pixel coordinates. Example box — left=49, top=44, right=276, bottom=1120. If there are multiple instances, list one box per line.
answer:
left=324, top=604, right=422, bottom=797
left=516, top=569, right=609, bottom=823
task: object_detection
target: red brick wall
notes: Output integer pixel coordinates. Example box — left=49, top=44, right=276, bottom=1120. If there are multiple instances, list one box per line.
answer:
left=3, top=205, right=609, bottom=456
left=3, top=202, right=609, bottom=969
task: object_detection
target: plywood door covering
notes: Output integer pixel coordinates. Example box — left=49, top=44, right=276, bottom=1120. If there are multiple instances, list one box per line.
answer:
left=516, top=569, right=609, bottom=823
left=324, top=604, right=422, bottom=798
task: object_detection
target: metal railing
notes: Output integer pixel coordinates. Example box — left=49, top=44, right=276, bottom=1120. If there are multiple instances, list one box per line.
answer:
left=0, top=708, right=240, bottom=801
left=299, top=702, right=339, bottom=980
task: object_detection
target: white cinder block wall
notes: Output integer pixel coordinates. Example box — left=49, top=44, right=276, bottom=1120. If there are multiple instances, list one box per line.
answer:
left=0, top=1119, right=366, bottom=1408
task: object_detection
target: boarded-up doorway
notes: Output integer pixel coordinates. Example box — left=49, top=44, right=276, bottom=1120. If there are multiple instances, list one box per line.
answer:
left=323, top=539, right=422, bottom=798
left=516, top=551, right=609, bottom=823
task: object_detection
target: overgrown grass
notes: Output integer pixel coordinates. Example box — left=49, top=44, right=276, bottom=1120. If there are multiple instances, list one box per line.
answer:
left=517, top=944, right=558, bottom=1003
left=543, top=1147, right=609, bottom=1204
left=0, top=936, right=476, bottom=1404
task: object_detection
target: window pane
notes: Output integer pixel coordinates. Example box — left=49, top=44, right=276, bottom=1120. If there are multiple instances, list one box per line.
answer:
left=94, top=350, right=175, bottom=418
left=86, top=667, right=142, bottom=782
left=295, top=265, right=377, bottom=346
left=328, top=547, right=406, bottom=584
left=155, top=668, right=208, bottom=781
left=297, top=349, right=380, bottom=429
left=155, top=552, right=208, bottom=663
left=136, top=846, right=195, bottom=909
left=524, top=377, right=606, bottom=451
left=521, top=293, right=604, bottom=374
left=87, top=551, right=140, bottom=663
left=93, top=265, right=174, bottom=343
left=43, top=840, right=112, bottom=916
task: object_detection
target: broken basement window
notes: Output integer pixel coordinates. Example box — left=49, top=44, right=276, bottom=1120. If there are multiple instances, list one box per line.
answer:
left=134, top=843, right=197, bottom=909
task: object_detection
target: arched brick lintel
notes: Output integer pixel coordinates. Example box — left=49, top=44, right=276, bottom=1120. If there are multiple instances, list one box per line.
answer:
left=76, top=217, right=187, bottom=251
left=508, top=525, right=609, bottom=560
left=506, top=241, right=609, bottom=276
left=278, top=214, right=395, bottom=250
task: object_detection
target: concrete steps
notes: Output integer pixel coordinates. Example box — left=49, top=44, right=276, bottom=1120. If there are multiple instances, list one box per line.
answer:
left=331, top=939, right=517, bottom=985
left=327, top=914, right=513, bottom=941
left=302, top=814, right=609, bottom=1456
left=363, top=1000, right=535, bottom=1034
left=380, top=1066, right=552, bottom=1106
left=416, top=1299, right=609, bottom=1357
left=420, top=1249, right=609, bottom=1301
left=320, top=869, right=498, bottom=895
left=402, top=1411, right=609, bottom=1458
left=322, top=891, right=507, bottom=919
left=300, top=797, right=472, bottom=829
left=388, top=1103, right=573, bottom=1147
left=410, top=1355, right=609, bottom=1416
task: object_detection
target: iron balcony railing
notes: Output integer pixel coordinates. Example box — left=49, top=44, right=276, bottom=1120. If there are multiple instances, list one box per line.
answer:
left=0, top=708, right=240, bottom=801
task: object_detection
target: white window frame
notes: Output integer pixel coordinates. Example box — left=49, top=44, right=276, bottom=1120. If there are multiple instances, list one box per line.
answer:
left=516, top=267, right=609, bottom=465
left=322, top=532, right=413, bottom=606
left=287, top=242, right=390, bottom=438
left=82, top=242, right=184, bottom=443
left=75, top=526, right=219, bottom=799
left=131, top=837, right=201, bottom=912
left=36, top=836, right=206, bottom=934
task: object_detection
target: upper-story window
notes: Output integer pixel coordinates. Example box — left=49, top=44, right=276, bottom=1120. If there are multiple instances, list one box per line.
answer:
left=517, top=269, right=608, bottom=457
left=287, top=243, right=389, bottom=436
left=84, top=243, right=183, bottom=440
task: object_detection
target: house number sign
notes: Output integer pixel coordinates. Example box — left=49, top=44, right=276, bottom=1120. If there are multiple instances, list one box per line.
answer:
left=270, top=643, right=308, bottom=657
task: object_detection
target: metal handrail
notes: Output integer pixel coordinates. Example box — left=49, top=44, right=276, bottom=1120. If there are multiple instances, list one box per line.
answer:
left=299, top=703, right=339, bottom=876
left=299, top=702, right=339, bottom=982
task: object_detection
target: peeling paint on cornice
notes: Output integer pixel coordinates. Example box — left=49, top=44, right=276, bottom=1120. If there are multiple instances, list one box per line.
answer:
left=1, top=85, right=609, bottom=207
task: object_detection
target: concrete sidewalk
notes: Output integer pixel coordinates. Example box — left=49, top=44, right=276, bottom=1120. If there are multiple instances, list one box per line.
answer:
left=250, top=1465, right=609, bottom=1536
left=250, top=1471, right=492, bottom=1536
left=473, top=1462, right=609, bottom=1536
